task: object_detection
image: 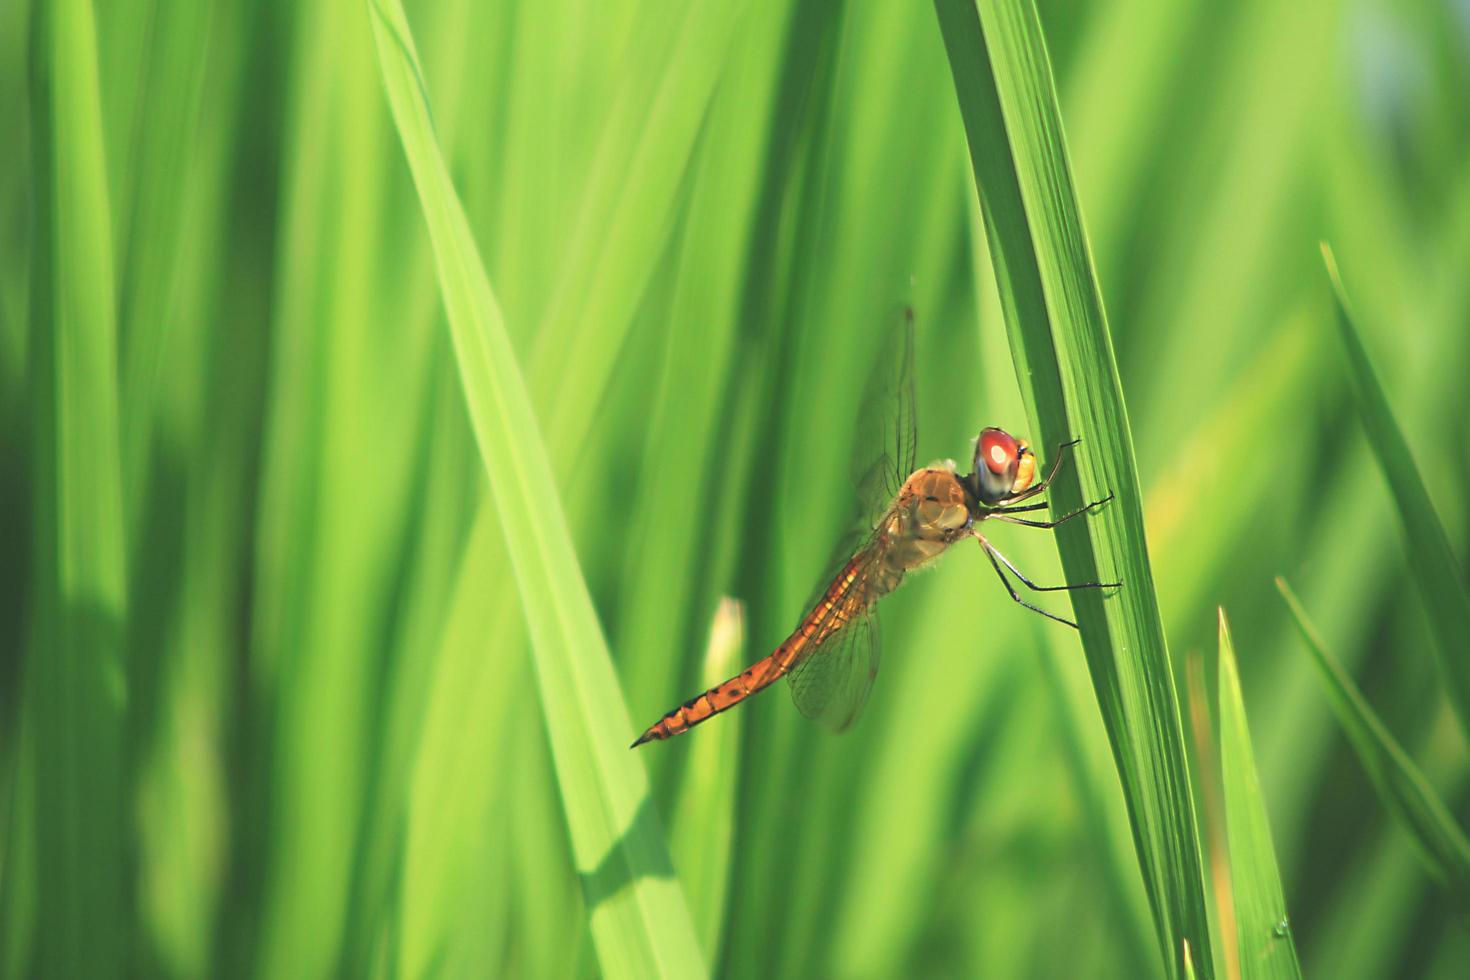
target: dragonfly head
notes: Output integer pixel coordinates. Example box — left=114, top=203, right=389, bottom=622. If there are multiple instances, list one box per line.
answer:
left=970, top=427, right=1036, bottom=504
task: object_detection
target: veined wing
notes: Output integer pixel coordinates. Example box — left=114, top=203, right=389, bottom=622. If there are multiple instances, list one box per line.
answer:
left=850, top=307, right=917, bottom=530
left=780, top=520, right=895, bottom=732
left=631, top=311, right=916, bottom=747
left=788, top=605, right=881, bottom=732
left=779, top=310, right=915, bottom=732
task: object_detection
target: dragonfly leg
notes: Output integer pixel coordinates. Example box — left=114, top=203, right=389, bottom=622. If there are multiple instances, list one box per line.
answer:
left=990, top=493, right=1114, bottom=529
left=984, top=539, right=1120, bottom=591
left=991, top=500, right=1050, bottom=514
left=1000, top=438, right=1081, bottom=505
left=981, top=540, right=1079, bottom=630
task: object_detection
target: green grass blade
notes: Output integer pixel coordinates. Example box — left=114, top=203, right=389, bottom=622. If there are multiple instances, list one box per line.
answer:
left=115, top=0, right=215, bottom=538
left=1320, top=242, right=1470, bottom=739
left=1183, top=650, right=1235, bottom=980
left=1276, top=576, right=1470, bottom=904
left=523, top=0, right=746, bottom=458
left=367, top=3, right=706, bottom=976
left=25, top=0, right=127, bottom=974
left=1216, top=610, right=1301, bottom=979
left=397, top=504, right=519, bottom=980
left=668, top=598, right=744, bottom=961
left=933, top=1, right=1211, bottom=975
left=1041, top=636, right=1160, bottom=979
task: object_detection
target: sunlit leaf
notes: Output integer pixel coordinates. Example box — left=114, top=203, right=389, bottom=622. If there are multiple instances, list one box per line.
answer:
left=1216, top=609, right=1302, bottom=979
left=368, top=2, right=706, bottom=975
left=933, top=0, right=1212, bottom=974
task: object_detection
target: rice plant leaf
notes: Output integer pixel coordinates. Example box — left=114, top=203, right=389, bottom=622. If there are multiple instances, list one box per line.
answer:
left=23, top=0, right=129, bottom=975
left=1276, top=576, right=1470, bottom=904
left=1182, top=650, right=1237, bottom=980
left=367, top=2, right=706, bottom=976
left=523, top=0, right=747, bottom=458
left=933, top=0, right=1212, bottom=975
left=1216, top=610, right=1302, bottom=979
left=668, top=599, right=744, bottom=961
left=1320, top=242, right=1470, bottom=739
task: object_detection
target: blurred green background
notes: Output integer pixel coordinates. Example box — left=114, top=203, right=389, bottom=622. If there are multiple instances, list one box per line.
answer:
left=4, top=0, right=1470, bottom=977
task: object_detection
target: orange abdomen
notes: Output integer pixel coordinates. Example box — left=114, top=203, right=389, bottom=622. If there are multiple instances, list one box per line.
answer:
left=631, top=556, right=867, bottom=747
left=630, top=650, right=783, bottom=746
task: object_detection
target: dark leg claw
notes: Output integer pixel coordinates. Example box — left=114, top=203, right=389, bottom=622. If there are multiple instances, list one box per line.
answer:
left=983, top=544, right=1079, bottom=630
left=986, top=540, right=1120, bottom=592
left=991, top=493, right=1114, bottom=530
left=979, top=438, right=1121, bottom=627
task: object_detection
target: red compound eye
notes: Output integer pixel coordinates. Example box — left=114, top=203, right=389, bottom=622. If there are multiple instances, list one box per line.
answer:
left=979, top=428, right=1019, bottom=475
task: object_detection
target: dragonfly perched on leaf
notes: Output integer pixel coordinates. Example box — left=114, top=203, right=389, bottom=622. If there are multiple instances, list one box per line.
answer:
left=632, top=311, right=1116, bottom=747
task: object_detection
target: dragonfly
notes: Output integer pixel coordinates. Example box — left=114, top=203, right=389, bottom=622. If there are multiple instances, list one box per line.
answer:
left=631, top=313, right=1116, bottom=747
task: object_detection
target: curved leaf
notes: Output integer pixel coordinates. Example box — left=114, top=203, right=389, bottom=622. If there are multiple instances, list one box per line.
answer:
left=1217, top=610, right=1301, bottom=979
left=1277, top=576, right=1470, bottom=905
left=1321, top=242, right=1470, bottom=740
left=368, top=2, right=706, bottom=975
left=933, top=0, right=1212, bottom=975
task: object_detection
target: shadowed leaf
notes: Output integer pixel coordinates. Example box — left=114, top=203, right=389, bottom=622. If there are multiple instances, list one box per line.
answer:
left=1321, top=242, right=1470, bottom=740
left=1277, top=576, right=1470, bottom=906
left=368, top=2, right=706, bottom=975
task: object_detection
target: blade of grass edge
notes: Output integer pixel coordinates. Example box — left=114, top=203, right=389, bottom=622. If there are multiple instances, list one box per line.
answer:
left=366, top=3, right=707, bottom=977
left=1216, top=610, right=1301, bottom=979
left=1184, top=651, right=1237, bottom=980
left=933, top=1, right=1212, bottom=975
left=1320, top=242, right=1470, bottom=741
left=1275, top=576, right=1470, bottom=905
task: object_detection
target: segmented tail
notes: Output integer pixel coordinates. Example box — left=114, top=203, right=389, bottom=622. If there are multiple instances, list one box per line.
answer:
left=630, top=650, right=785, bottom=747
left=631, top=554, right=869, bottom=747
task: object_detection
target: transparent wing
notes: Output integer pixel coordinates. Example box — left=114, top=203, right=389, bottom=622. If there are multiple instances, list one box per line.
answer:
left=787, top=604, right=881, bottom=733
left=785, top=542, right=887, bottom=733
left=850, top=307, right=917, bottom=531
left=779, top=308, right=913, bottom=734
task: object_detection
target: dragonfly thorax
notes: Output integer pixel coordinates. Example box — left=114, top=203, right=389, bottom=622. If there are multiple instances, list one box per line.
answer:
left=884, top=467, right=973, bottom=571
